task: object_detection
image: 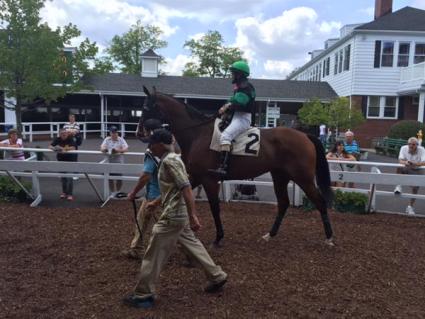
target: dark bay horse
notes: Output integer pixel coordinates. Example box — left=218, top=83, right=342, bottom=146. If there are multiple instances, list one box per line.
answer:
left=138, top=87, right=334, bottom=247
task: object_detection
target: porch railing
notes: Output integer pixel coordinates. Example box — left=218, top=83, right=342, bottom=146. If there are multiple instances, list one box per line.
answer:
left=0, top=121, right=139, bottom=142
left=400, top=61, right=425, bottom=83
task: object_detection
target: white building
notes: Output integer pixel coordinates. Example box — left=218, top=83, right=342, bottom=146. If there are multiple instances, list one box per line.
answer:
left=289, top=0, right=425, bottom=146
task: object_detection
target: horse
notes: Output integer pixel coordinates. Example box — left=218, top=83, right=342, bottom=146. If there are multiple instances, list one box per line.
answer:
left=138, top=86, right=334, bottom=247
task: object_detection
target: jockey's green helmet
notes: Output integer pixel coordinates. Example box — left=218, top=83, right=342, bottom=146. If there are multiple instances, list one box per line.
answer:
left=230, top=60, right=250, bottom=76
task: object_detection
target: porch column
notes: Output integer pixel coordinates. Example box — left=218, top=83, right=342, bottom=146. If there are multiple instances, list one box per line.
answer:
left=418, top=91, right=425, bottom=123
left=100, top=94, right=105, bottom=138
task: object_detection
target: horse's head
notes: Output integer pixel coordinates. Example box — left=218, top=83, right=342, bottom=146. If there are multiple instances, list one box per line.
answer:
left=136, top=86, right=167, bottom=141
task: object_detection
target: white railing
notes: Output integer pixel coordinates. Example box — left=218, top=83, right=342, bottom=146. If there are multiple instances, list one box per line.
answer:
left=400, top=61, right=425, bottom=83
left=1, top=153, right=425, bottom=215
left=0, top=146, right=145, bottom=157
left=0, top=121, right=139, bottom=142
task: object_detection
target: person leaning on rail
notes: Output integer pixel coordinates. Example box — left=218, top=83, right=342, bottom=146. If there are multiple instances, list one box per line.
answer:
left=393, top=137, right=425, bottom=215
left=49, top=129, right=77, bottom=201
left=123, top=128, right=227, bottom=309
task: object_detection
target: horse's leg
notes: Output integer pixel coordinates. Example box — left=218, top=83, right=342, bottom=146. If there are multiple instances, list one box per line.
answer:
left=300, top=181, right=334, bottom=246
left=262, top=172, right=290, bottom=242
left=202, top=179, right=224, bottom=247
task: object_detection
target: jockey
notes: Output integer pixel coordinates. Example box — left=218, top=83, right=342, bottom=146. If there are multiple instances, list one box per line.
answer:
left=209, top=60, right=256, bottom=177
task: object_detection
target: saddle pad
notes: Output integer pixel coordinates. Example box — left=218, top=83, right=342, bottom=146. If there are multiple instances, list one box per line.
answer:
left=210, top=119, right=260, bottom=157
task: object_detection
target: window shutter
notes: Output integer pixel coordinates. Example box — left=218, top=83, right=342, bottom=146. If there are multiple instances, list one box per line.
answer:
left=398, top=96, right=405, bottom=119
left=361, top=96, right=368, bottom=116
left=374, top=41, right=381, bottom=68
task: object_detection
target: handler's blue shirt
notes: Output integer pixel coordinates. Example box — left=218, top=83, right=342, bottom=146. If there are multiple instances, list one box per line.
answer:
left=143, top=154, right=160, bottom=200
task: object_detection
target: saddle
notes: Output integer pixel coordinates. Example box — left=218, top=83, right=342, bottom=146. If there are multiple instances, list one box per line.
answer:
left=209, top=119, right=260, bottom=157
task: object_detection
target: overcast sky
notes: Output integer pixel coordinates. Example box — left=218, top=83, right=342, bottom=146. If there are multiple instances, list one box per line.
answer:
left=40, top=0, right=425, bottom=79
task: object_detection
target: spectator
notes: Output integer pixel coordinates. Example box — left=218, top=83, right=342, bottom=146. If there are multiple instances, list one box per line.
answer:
left=63, top=114, right=82, bottom=181
left=319, top=124, right=326, bottom=144
left=343, top=130, right=360, bottom=187
left=123, top=129, right=227, bottom=309
left=0, top=129, right=25, bottom=160
left=100, top=126, right=128, bottom=195
left=326, top=141, right=356, bottom=187
left=49, top=129, right=77, bottom=201
left=124, top=119, right=163, bottom=260
left=343, top=130, right=360, bottom=160
left=63, top=114, right=81, bottom=146
left=393, top=137, right=425, bottom=215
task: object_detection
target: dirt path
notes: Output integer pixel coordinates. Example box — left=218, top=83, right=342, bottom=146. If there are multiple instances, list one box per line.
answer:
left=1, top=202, right=424, bottom=318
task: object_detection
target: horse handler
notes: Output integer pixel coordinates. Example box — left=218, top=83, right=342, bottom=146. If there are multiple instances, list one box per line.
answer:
left=123, top=128, right=228, bottom=309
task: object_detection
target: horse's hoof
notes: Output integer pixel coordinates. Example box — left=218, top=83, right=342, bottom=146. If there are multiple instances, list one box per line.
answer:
left=211, top=240, right=224, bottom=249
left=325, top=238, right=335, bottom=247
left=261, top=233, right=271, bottom=242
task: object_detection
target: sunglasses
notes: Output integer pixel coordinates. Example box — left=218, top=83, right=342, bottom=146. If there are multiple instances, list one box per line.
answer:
left=408, top=143, right=417, bottom=146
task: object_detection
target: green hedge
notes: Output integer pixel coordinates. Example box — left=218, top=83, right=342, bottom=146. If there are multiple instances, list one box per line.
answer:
left=0, top=176, right=31, bottom=203
left=388, top=121, right=425, bottom=140
left=302, top=190, right=368, bottom=214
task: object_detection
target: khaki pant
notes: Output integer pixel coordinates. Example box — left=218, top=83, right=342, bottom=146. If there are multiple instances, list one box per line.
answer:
left=133, top=219, right=227, bottom=298
left=130, top=199, right=161, bottom=252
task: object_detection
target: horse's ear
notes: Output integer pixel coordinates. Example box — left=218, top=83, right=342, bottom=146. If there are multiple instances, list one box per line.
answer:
left=143, top=86, right=150, bottom=97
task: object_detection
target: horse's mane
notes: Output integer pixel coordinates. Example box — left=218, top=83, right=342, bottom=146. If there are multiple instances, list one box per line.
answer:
left=158, top=93, right=213, bottom=120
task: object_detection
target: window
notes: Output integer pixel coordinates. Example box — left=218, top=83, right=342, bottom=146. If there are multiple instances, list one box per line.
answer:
left=334, top=53, right=338, bottom=75
left=367, top=96, right=380, bottom=117
left=381, top=42, right=394, bottom=67
left=384, top=97, right=397, bottom=117
left=414, top=43, right=425, bottom=64
left=344, top=45, right=351, bottom=71
left=367, top=96, right=398, bottom=119
left=318, top=63, right=322, bottom=81
left=338, top=50, right=343, bottom=73
left=326, top=57, right=330, bottom=76
left=397, top=42, right=410, bottom=67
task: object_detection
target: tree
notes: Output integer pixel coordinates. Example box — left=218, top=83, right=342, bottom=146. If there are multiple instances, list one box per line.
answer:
left=0, top=0, right=109, bottom=131
left=298, top=97, right=365, bottom=132
left=106, top=21, right=167, bottom=75
left=327, top=97, right=365, bottom=132
left=183, top=30, right=244, bottom=78
left=297, top=98, right=328, bottom=126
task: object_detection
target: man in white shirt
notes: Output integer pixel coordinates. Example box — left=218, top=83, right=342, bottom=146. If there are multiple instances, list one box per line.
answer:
left=319, top=124, right=326, bottom=144
left=100, top=126, right=129, bottom=194
left=393, top=137, right=425, bottom=215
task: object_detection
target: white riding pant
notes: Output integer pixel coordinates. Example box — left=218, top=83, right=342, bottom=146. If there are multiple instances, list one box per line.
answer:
left=220, top=112, right=251, bottom=146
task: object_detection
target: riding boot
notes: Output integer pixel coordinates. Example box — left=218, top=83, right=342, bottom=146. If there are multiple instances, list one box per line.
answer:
left=208, top=151, right=230, bottom=178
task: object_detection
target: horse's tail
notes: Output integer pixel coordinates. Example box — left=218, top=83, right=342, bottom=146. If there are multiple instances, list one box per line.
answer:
left=307, top=134, right=333, bottom=207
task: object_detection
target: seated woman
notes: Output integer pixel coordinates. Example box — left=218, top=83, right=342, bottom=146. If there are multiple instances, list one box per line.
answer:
left=326, top=141, right=356, bottom=187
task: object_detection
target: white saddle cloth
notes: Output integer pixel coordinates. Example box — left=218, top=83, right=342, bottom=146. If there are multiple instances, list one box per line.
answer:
left=210, top=119, right=260, bottom=157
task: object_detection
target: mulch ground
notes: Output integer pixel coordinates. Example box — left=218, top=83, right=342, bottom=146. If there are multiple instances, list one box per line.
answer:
left=1, top=201, right=425, bottom=319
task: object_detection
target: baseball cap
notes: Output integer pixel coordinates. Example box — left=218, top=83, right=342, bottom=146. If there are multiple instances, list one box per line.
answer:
left=148, top=128, right=173, bottom=145
left=109, top=126, right=118, bottom=133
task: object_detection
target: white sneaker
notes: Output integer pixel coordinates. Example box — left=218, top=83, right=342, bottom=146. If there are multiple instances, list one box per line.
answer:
left=406, top=205, right=415, bottom=215
left=394, top=185, right=402, bottom=194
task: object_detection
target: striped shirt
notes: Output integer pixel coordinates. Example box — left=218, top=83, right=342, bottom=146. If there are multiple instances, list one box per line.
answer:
left=344, top=141, right=360, bottom=155
left=0, top=138, right=25, bottom=160
left=63, top=122, right=80, bottom=134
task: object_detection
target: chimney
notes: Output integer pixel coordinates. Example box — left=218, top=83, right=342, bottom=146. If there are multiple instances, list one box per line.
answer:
left=375, top=0, right=392, bottom=20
